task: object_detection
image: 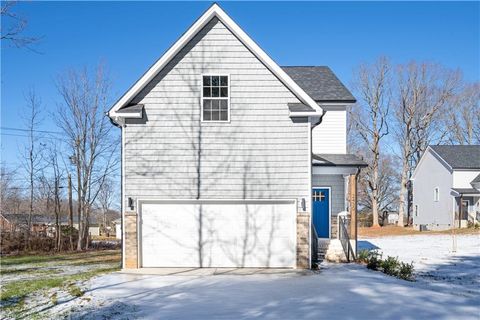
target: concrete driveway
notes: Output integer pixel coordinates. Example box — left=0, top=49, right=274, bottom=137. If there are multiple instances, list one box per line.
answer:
left=62, top=263, right=478, bottom=320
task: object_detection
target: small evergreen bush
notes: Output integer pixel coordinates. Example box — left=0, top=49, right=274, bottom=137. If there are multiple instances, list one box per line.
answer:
left=398, top=261, right=415, bottom=281
left=381, top=256, right=400, bottom=277
left=366, top=251, right=382, bottom=271
left=358, top=250, right=415, bottom=281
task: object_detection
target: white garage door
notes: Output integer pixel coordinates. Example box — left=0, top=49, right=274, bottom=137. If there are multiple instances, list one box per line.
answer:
left=140, top=200, right=297, bottom=268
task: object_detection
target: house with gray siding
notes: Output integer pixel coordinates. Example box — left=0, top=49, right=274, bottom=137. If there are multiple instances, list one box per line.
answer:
left=411, top=145, right=480, bottom=231
left=108, top=4, right=366, bottom=269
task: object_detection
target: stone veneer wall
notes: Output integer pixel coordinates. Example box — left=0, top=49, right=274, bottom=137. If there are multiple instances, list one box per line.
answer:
left=124, top=212, right=138, bottom=269
left=296, top=212, right=311, bottom=268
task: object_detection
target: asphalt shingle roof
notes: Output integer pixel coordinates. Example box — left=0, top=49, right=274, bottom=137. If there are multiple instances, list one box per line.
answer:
left=451, top=188, right=480, bottom=195
left=282, top=66, right=356, bottom=103
left=287, top=103, right=315, bottom=112
left=430, top=145, right=480, bottom=169
left=312, top=154, right=368, bottom=167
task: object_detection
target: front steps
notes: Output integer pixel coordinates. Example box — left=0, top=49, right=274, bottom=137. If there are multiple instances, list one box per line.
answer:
left=316, top=239, right=349, bottom=264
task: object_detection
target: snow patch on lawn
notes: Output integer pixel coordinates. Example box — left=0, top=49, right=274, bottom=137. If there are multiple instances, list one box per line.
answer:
left=359, top=234, right=480, bottom=298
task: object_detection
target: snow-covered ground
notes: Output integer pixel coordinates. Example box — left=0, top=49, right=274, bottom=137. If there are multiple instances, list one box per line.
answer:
left=53, top=261, right=479, bottom=320
left=359, top=234, right=480, bottom=299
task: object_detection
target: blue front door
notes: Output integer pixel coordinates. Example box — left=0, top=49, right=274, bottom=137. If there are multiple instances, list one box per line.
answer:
left=313, top=188, right=330, bottom=238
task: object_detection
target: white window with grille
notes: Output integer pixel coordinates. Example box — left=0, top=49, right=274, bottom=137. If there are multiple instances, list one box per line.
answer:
left=201, top=75, right=229, bottom=122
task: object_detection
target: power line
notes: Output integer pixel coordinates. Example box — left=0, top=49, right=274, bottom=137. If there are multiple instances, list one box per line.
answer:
left=0, top=133, right=32, bottom=138
left=0, top=132, right=64, bottom=140
left=0, top=127, right=63, bottom=135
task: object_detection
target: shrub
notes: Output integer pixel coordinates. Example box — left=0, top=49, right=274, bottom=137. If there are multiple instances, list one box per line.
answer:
left=381, top=256, right=400, bottom=277
left=398, top=261, right=415, bottom=281
left=358, top=249, right=415, bottom=281
left=366, top=251, right=382, bottom=271
left=357, top=249, right=370, bottom=263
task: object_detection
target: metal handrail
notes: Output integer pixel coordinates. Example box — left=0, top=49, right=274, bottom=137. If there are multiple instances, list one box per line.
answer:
left=311, top=224, right=319, bottom=264
left=338, top=215, right=355, bottom=262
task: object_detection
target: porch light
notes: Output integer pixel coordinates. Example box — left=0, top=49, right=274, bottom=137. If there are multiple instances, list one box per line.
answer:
left=128, top=197, right=134, bottom=210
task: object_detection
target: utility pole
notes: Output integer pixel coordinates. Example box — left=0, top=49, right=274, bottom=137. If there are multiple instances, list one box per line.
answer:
left=68, top=173, right=74, bottom=251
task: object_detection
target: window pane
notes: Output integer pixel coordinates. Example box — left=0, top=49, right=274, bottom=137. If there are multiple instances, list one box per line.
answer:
left=212, top=87, right=220, bottom=97
left=220, top=100, right=228, bottom=110
left=212, top=100, right=220, bottom=110
left=203, top=76, right=211, bottom=86
left=220, top=76, right=228, bottom=86
left=220, top=110, right=228, bottom=121
left=220, top=87, right=228, bottom=97
left=212, top=76, right=219, bottom=86
left=204, top=99, right=212, bottom=110
left=203, top=109, right=211, bottom=121
left=212, top=110, right=220, bottom=121
left=203, top=87, right=211, bottom=97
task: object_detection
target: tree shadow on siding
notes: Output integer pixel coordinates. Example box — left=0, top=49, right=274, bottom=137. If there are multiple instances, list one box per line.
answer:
left=127, top=17, right=298, bottom=268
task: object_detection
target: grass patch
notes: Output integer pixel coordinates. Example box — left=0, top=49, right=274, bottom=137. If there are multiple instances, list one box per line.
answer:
left=0, top=267, right=61, bottom=276
left=0, top=266, right=120, bottom=304
left=67, top=284, right=84, bottom=298
left=50, top=292, right=58, bottom=305
left=0, top=266, right=119, bottom=302
left=1, top=278, right=66, bottom=301
left=1, top=250, right=119, bottom=267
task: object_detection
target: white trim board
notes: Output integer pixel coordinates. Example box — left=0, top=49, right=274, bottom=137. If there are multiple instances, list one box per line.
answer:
left=108, top=3, right=322, bottom=120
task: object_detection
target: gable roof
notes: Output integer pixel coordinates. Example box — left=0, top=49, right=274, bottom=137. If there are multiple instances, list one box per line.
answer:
left=108, top=3, right=323, bottom=120
left=282, top=66, right=356, bottom=103
left=430, top=145, right=480, bottom=170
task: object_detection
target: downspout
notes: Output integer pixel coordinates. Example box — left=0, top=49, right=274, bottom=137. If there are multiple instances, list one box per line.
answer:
left=354, top=166, right=360, bottom=256
left=309, top=110, right=325, bottom=268
left=107, top=113, right=125, bottom=268
left=310, top=110, right=326, bottom=157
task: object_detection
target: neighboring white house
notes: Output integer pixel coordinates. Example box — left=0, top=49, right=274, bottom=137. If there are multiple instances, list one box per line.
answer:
left=108, top=4, right=366, bottom=269
left=411, top=145, right=480, bottom=231
left=113, top=218, right=121, bottom=240
left=386, top=211, right=399, bottom=225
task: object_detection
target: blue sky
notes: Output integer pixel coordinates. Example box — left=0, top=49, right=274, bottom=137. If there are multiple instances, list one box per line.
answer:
left=1, top=1, right=479, bottom=169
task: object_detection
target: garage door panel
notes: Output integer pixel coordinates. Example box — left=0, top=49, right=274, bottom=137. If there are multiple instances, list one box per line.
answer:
left=140, top=201, right=296, bottom=268
left=142, top=204, right=199, bottom=267
left=204, top=204, right=295, bottom=267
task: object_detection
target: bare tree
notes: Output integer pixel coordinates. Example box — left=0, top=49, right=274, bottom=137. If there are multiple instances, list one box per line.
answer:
left=97, top=178, right=114, bottom=236
left=46, top=145, right=64, bottom=251
left=446, top=82, right=480, bottom=145
left=21, top=89, right=43, bottom=248
left=394, top=62, right=460, bottom=226
left=357, top=153, right=399, bottom=226
left=56, top=64, right=118, bottom=250
left=350, top=57, right=391, bottom=227
left=1, top=1, right=40, bottom=49
left=0, top=164, right=20, bottom=215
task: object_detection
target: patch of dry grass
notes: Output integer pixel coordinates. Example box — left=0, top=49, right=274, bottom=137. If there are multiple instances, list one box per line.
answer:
left=1, top=250, right=120, bottom=268
left=359, top=225, right=480, bottom=237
